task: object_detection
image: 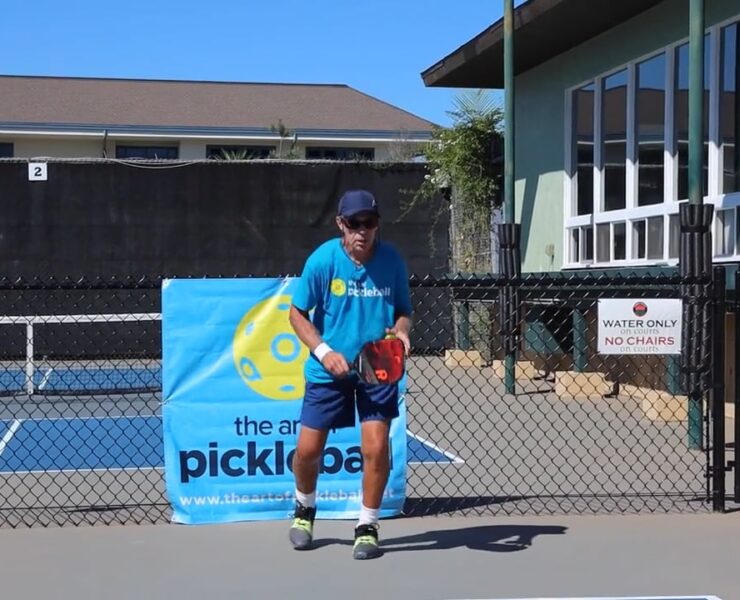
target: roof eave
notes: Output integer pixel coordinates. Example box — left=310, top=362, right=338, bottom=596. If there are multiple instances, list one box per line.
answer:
left=421, top=0, right=666, bottom=89
left=0, top=122, right=433, bottom=142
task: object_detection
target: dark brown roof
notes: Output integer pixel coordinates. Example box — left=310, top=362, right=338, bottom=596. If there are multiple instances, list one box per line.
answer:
left=0, top=75, right=435, bottom=134
left=422, top=0, right=665, bottom=88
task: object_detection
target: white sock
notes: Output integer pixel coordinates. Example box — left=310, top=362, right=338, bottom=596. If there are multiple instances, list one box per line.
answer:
left=358, top=503, right=379, bottom=526
left=295, top=489, right=316, bottom=508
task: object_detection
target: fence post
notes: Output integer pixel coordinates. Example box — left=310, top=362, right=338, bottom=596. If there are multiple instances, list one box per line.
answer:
left=666, top=355, right=681, bottom=395
left=572, top=309, right=587, bottom=372
left=458, top=301, right=470, bottom=351
left=499, top=0, right=519, bottom=394
left=25, top=320, right=34, bottom=396
left=679, top=202, right=713, bottom=450
left=498, top=224, right=521, bottom=394
left=735, top=270, right=740, bottom=503
left=711, top=266, right=726, bottom=512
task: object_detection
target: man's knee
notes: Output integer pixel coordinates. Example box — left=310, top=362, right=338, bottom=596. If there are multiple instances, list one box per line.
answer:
left=293, top=425, right=329, bottom=465
left=361, top=438, right=389, bottom=467
left=294, top=442, right=324, bottom=465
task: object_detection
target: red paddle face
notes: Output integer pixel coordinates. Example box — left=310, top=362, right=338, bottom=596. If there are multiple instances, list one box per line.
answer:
left=356, top=338, right=405, bottom=384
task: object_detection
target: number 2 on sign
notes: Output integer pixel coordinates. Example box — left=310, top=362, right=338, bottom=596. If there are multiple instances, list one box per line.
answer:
left=28, top=163, right=48, bottom=181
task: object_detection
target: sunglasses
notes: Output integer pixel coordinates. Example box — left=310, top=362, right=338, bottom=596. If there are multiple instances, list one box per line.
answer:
left=342, top=215, right=379, bottom=230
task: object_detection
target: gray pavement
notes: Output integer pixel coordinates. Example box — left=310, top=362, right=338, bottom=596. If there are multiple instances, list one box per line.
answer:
left=1, top=512, right=738, bottom=600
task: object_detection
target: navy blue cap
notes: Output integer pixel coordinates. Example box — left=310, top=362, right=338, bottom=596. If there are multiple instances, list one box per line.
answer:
left=337, top=190, right=379, bottom=218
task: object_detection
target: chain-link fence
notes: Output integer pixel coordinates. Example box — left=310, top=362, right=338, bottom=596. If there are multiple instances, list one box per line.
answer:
left=0, top=278, right=164, bottom=527
left=0, top=271, right=724, bottom=527
left=406, top=271, right=718, bottom=516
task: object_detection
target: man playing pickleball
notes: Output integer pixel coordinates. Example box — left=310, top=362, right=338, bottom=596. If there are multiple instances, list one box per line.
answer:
left=288, top=189, right=412, bottom=560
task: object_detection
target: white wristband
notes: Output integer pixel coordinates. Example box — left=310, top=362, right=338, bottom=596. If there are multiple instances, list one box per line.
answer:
left=313, top=342, right=333, bottom=362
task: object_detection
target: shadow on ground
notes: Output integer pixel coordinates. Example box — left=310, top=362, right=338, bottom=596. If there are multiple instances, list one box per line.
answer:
left=402, top=495, right=526, bottom=517
left=309, top=523, right=567, bottom=554
left=380, top=523, right=567, bottom=553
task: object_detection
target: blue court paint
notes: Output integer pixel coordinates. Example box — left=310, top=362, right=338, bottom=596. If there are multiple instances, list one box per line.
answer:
left=0, top=417, right=162, bottom=471
left=0, top=417, right=462, bottom=472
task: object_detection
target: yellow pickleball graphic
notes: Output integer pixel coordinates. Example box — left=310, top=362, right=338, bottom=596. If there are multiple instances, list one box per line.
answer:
left=232, top=294, right=309, bottom=400
left=331, top=278, right=346, bottom=296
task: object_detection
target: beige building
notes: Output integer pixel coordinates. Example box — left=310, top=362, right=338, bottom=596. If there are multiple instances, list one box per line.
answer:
left=0, top=76, right=435, bottom=162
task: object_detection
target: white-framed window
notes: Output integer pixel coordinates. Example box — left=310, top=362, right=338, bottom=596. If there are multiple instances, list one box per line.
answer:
left=564, top=16, right=740, bottom=267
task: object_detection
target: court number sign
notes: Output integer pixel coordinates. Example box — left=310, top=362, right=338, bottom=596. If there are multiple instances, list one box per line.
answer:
left=597, top=298, right=682, bottom=355
left=28, top=163, right=48, bottom=181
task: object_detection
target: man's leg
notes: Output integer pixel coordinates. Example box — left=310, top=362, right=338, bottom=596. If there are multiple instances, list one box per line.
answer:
left=359, top=419, right=391, bottom=510
left=290, top=380, right=355, bottom=550
left=289, top=425, right=328, bottom=550
left=353, top=382, right=398, bottom=560
left=293, top=425, right=329, bottom=497
left=352, top=418, right=391, bottom=560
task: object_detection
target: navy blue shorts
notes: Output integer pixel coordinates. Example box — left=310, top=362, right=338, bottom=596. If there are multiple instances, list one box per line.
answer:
left=300, top=378, right=399, bottom=430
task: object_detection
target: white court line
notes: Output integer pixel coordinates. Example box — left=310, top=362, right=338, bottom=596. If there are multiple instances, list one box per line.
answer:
left=16, top=414, right=160, bottom=422
left=449, top=596, right=722, bottom=600
left=3, top=466, right=165, bottom=475
left=37, top=366, right=55, bottom=391
left=406, top=430, right=464, bottom=464
left=0, top=419, right=23, bottom=457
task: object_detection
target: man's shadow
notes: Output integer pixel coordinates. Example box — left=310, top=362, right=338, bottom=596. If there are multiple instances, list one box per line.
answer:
left=313, top=524, right=566, bottom=553
left=380, top=524, right=567, bottom=553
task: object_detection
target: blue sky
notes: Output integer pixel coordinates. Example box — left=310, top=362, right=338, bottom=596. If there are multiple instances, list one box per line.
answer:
left=0, top=0, right=514, bottom=127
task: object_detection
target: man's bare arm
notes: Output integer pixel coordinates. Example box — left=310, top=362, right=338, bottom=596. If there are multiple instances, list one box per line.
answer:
left=289, top=305, right=350, bottom=377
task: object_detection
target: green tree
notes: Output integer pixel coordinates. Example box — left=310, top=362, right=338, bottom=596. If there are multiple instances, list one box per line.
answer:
left=410, top=90, right=503, bottom=273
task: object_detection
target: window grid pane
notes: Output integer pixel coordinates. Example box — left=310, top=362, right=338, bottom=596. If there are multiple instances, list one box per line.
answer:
left=583, top=226, right=594, bottom=262
left=633, top=220, right=646, bottom=259
left=647, top=216, right=664, bottom=259
left=721, top=23, right=739, bottom=194
left=614, top=222, right=626, bottom=260
left=116, top=145, right=178, bottom=159
left=715, top=209, right=735, bottom=257
left=571, top=229, right=580, bottom=263
left=603, top=70, right=628, bottom=211
left=637, top=53, right=666, bottom=206
left=675, top=38, right=710, bottom=200
left=596, top=223, right=610, bottom=262
left=669, top=214, right=680, bottom=259
left=574, top=83, right=595, bottom=215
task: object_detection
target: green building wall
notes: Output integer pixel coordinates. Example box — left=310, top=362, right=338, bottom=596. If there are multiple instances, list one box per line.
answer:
left=515, top=0, right=740, bottom=272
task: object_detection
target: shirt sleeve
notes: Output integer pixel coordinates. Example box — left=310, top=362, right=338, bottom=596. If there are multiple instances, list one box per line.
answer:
left=292, top=251, right=325, bottom=312
left=394, top=254, right=413, bottom=317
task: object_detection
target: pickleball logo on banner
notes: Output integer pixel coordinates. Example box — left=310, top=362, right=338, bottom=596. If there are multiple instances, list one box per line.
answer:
left=633, top=301, right=648, bottom=317
left=330, top=278, right=346, bottom=296
left=232, top=294, right=309, bottom=400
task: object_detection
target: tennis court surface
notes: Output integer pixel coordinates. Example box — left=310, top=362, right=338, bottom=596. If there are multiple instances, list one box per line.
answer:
left=0, top=408, right=462, bottom=472
left=0, top=512, right=736, bottom=599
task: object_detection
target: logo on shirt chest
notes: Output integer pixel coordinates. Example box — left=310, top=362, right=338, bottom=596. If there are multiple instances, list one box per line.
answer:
left=330, top=279, right=346, bottom=296
left=330, top=278, right=391, bottom=299
left=347, top=280, right=391, bottom=298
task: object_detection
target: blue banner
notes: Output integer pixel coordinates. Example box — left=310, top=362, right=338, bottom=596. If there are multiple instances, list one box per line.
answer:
left=162, top=277, right=407, bottom=524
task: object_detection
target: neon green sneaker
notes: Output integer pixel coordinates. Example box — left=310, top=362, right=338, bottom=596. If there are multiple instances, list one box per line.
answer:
left=289, top=503, right=316, bottom=550
left=353, top=523, right=382, bottom=560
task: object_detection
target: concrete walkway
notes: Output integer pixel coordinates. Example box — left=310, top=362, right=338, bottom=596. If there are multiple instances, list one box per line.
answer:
left=1, top=512, right=738, bottom=600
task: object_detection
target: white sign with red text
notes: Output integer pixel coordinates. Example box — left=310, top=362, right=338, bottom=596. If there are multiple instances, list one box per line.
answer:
left=597, top=298, right=682, bottom=355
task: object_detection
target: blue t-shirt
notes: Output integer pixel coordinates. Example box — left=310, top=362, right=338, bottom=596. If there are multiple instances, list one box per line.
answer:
left=292, top=238, right=412, bottom=383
